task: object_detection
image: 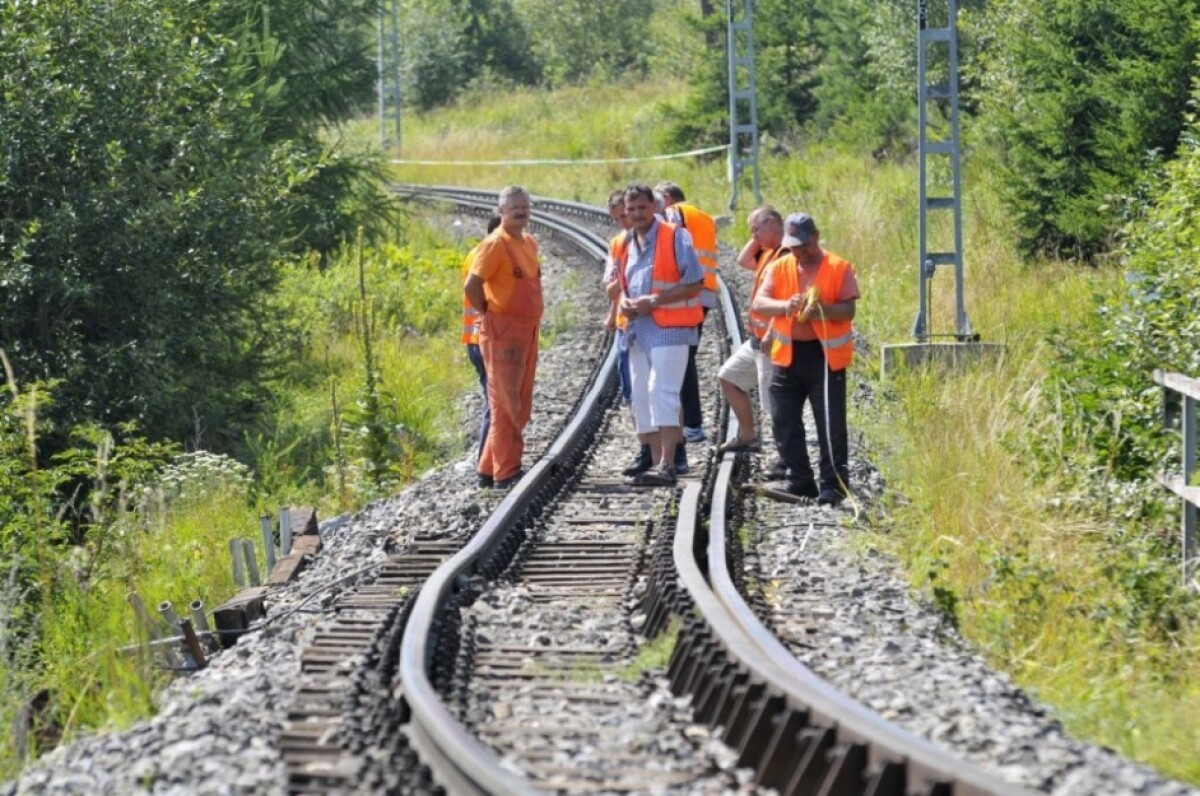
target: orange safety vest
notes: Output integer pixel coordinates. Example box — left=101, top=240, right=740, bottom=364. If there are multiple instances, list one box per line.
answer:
left=763, top=252, right=855, bottom=371
left=748, top=246, right=782, bottom=341
left=608, top=234, right=629, bottom=331
left=460, top=245, right=482, bottom=344
left=675, top=203, right=718, bottom=300
left=616, top=222, right=704, bottom=328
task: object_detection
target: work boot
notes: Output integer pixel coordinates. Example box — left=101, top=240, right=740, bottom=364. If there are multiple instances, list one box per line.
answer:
left=817, top=483, right=849, bottom=506
left=784, top=480, right=819, bottom=499
left=622, top=444, right=652, bottom=477
left=674, top=442, right=689, bottom=475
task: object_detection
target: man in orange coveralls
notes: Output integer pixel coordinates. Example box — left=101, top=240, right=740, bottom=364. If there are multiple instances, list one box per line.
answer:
left=464, top=186, right=543, bottom=490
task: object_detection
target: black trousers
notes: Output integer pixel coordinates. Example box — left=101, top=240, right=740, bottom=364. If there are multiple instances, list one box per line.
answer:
left=680, top=308, right=708, bottom=428
left=769, top=340, right=848, bottom=490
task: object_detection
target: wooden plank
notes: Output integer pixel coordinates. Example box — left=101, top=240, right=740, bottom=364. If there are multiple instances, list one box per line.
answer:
left=1154, top=370, right=1200, bottom=402
left=1155, top=473, right=1200, bottom=506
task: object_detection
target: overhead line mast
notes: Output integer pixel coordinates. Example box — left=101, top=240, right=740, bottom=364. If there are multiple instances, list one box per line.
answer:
left=726, top=0, right=762, bottom=211
left=914, top=0, right=972, bottom=342
left=378, top=0, right=402, bottom=151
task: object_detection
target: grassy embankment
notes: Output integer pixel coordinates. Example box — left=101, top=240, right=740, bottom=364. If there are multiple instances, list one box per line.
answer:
left=0, top=185, right=472, bottom=779
left=369, top=78, right=1197, bottom=782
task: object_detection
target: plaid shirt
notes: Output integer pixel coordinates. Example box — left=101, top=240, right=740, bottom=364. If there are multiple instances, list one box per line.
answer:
left=621, top=218, right=704, bottom=350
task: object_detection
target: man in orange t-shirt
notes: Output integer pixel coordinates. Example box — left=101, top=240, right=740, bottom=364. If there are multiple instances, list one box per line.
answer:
left=464, top=186, right=543, bottom=490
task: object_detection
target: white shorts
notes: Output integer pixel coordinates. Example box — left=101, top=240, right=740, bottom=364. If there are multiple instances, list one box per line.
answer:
left=717, top=338, right=774, bottom=417
left=628, top=343, right=689, bottom=435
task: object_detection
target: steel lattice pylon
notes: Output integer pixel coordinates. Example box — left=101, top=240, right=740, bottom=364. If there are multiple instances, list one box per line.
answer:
left=913, top=0, right=973, bottom=342
left=726, top=0, right=761, bottom=211
left=377, top=0, right=402, bottom=151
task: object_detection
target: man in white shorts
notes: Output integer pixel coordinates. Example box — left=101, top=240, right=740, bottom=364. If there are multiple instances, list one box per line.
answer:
left=613, top=183, right=705, bottom=486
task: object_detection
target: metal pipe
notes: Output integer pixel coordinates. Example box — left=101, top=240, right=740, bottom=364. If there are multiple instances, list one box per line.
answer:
left=229, top=538, right=245, bottom=586
left=126, top=592, right=162, bottom=640
left=279, top=507, right=293, bottom=556
left=158, top=600, right=180, bottom=631
left=178, top=619, right=207, bottom=670
left=260, top=514, right=277, bottom=571
left=242, top=539, right=261, bottom=586
left=189, top=599, right=209, bottom=634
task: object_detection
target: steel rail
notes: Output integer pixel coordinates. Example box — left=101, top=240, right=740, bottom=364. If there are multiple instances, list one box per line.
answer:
left=396, top=185, right=1029, bottom=794
left=396, top=188, right=618, bottom=795
left=669, top=298, right=1035, bottom=794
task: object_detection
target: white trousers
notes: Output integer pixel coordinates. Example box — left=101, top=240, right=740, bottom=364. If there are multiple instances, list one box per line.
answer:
left=628, top=343, right=689, bottom=435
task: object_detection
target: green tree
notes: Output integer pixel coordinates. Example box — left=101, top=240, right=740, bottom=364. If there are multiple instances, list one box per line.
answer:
left=512, top=0, right=653, bottom=86
left=1053, top=119, right=1200, bottom=491
left=0, top=0, right=382, bottom=447
left=974, top=0, right=1200, bottom=259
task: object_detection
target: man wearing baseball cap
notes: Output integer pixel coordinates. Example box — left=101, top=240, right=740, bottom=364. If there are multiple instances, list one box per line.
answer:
left=751, top=212, right=859, bottom=505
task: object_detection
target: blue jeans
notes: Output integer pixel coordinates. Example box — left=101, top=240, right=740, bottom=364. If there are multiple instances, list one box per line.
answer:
left=616, top=330, right=632, bottom=404
left=466, top=343, right=490, bottom=461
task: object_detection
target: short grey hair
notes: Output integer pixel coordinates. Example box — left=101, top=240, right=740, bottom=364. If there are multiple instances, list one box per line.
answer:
left=498, top=185, right=532, bottom=210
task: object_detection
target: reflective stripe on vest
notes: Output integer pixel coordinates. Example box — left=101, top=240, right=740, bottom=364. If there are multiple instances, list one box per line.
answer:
left=609, top=234, right=629, bottom=331
left=617, top=222, right=705, bottom=328
left=460, top=245, right=482, bottom=344
left=676, top=203, right=718, bottom=299
left=765, top=252, right=855, bottom=371
left=748, top=246, right=782, bottom=339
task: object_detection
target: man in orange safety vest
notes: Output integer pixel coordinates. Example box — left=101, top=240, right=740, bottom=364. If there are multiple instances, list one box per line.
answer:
left=751, top=212, right=859, bottom=506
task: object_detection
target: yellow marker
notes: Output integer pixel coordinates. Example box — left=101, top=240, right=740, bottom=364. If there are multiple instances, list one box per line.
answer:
left=795, top=285, right=820, bottom=319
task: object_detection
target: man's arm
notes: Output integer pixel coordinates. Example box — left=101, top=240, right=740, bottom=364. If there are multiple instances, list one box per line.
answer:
left=736, top=237, right=761, bottom=272
left=464, top=274, right=487, bottom=314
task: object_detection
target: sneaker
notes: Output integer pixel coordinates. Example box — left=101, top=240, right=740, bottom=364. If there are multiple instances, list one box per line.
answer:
left=765, top=459, right=788, bottom=481
left=633, top=464, right=677, bottom=487
left=674, top=443, right=689, bottom=475
left=785, top=480, right=819, bottom=499
left=622, top=445, right=653, bottom=477
left=817, top=486, right=846, bottom=506
left=493, top=470, right=526, bottom=490
left=477, top=473, right=494, bottom=488
left=682, top=426, right=707, bottom=444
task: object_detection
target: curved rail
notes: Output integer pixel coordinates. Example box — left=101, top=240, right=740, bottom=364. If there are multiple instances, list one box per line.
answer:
left=397, top=187, right=620, bottom=794
left=668, top=301, right=1033, bottom=793
left=396, top=185, right=1030, bottom=795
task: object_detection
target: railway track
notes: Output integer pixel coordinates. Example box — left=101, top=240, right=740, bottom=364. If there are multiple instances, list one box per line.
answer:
left=350, top=184, right=1032, bottom=792
left=5, top=189, right=1190, bottom=796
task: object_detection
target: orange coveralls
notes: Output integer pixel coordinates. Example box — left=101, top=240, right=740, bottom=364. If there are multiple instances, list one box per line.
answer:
left=469, top=228, right=543, bottom=482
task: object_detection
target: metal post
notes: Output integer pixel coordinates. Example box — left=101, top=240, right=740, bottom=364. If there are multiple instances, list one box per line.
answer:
left=127, top=592, right=161, bottom=641
left=377, top=0, right=402, bottom=151
left=158, top=601, right=180, bottom=632
left=376, top=5, right=386, bottom=148
left=1184, top=396, right=1197, bottom=586
left=260, top=514, right=277, bottom=571
left=913, top=0, right=972, bottom=342
left=189, top=599, right=209, bottom=634
left=229, top=538, right=245, bottom=587
left=726, top=0, right=762, bottom=211
left=280, top=507, right=293, bottom=556
left=389, top=0, right=402, bottom=150
left=242, top=539, right=261, bottom=587
left=178, top=619, right=207, bottom=670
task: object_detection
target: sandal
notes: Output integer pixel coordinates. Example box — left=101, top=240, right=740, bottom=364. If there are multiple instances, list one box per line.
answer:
left=717, top=436, right=761, bottom=454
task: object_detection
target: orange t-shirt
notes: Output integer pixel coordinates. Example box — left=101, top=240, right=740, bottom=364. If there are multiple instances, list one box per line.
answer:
left=469, top=228, right=543, bottom=319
